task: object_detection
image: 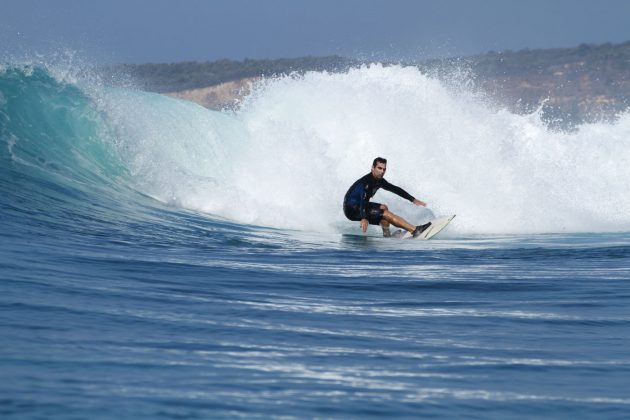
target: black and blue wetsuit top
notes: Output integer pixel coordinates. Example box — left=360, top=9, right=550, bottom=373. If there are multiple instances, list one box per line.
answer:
left=343, top=173, right=415, bottom=219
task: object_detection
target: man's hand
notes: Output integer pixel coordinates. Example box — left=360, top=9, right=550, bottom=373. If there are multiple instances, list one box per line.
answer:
left=413, top=199, right=427, bottom=207
left=360, top=218, right=369, bottom=233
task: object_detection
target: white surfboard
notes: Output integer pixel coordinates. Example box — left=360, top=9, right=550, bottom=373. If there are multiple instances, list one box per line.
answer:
left=401, top=215, right=456, bottom=240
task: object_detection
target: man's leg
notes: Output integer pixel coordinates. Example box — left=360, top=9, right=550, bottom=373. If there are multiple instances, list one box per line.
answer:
left=382, top=209, right=415, bottom=233
left=369, top=203, right=425, bottom=237
left=379, top=204, right=392, bottom=237
left=380, top=218, right=392, bottom=237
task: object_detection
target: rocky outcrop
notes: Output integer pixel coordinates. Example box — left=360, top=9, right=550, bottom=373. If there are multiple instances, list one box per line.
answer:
left=165, top=77, right=260, bottom=110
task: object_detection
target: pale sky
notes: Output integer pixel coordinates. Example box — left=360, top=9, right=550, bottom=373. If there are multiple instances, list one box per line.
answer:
left=2, top=0, right=630, bottom=64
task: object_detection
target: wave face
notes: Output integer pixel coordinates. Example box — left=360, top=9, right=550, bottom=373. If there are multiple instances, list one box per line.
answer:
left=0, top=66, right=123, bottom=183
left=3, top=63, right=630, bottom=234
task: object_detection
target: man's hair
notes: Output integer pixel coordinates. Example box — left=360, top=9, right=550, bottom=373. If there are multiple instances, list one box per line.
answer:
left=373, top=157, right=387, bottom=167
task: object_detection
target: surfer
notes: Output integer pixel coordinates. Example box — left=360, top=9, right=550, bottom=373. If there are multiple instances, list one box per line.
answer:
left=343, top=157, right=431, bottom=237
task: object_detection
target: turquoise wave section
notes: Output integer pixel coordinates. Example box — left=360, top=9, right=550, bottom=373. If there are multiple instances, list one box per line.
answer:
left=0, top=66, right=126, bottom=189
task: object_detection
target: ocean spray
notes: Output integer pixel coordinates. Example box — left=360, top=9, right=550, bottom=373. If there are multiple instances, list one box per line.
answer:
left=99, top=64, right=630, bottom=234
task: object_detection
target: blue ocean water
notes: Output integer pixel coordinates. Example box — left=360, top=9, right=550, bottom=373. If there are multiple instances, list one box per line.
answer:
left=2, top=64, right=630, bottom=419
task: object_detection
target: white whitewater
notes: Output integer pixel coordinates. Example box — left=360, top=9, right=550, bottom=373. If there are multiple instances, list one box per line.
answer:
left=100, top=64, right=630, bottom=235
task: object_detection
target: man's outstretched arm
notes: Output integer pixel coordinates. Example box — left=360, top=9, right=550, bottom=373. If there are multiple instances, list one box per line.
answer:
left=382, top=180, right=427, bottom=207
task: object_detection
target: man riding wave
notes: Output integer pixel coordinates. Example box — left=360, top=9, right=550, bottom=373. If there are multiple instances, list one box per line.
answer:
left=343, top=157, right=431, bottom=237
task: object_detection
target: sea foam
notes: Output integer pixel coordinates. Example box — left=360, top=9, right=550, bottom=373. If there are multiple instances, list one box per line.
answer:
left=100, top=64, right=630, bottom=234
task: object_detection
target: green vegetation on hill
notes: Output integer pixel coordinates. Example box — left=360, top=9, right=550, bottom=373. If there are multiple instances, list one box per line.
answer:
left=113, top=56, right=360, bottom=93
left=466, top=41, right=630, bottom=76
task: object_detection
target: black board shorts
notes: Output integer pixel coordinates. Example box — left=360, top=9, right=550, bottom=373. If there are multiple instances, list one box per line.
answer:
left=344, top=202, right=384, bottom=225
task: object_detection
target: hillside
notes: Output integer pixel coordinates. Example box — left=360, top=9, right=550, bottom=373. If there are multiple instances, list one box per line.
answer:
left=451, top=42, right=630, bottom=125
left=111, top=41, right=630, bottom=126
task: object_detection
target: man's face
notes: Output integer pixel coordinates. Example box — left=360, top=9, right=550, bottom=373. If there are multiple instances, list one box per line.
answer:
left=371, top=162, right=387, bottom=179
